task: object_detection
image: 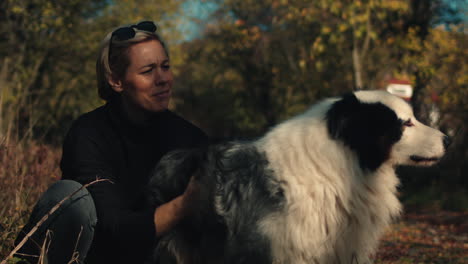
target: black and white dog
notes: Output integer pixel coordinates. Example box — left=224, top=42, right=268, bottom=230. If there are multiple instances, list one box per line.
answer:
left=147, top=91, right=449, bottom=264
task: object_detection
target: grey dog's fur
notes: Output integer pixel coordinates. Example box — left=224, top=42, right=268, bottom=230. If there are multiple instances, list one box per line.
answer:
left=147, top=143, right=283, bottom=263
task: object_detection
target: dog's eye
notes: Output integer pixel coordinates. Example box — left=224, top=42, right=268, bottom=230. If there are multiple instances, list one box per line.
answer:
left=403, top=119, right=414, bottom=127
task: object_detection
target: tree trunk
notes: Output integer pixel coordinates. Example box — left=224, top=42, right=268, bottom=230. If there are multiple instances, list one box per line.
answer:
left=352, top=42, right=363, bottom=90
left=0, top=57, right=11, bottom=139
left=352, top=9, right=372, bottom=91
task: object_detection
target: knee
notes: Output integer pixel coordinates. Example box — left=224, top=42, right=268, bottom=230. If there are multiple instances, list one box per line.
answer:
left=46, top=180, right=90, bottom=202
left=48, top=179, right=87, bottom=197
left=38, top=180, right=97, bottom=225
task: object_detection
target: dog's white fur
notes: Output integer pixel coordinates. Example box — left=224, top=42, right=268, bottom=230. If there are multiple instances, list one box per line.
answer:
left=254, top=91, right=446, bottom=263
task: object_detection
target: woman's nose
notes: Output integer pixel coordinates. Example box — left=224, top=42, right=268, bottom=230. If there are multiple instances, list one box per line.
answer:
left=153, top=68, right=167, bottom=85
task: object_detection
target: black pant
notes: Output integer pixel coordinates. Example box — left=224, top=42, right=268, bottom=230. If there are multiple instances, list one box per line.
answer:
left=15, top=180, right=97, bottom=264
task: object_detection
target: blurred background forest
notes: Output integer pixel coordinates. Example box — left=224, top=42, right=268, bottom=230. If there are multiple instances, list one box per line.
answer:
left=0, top=0, right=467, bottom=262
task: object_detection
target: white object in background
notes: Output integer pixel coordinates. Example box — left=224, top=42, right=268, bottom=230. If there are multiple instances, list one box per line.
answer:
left=386, top=80, right=413, bottom=100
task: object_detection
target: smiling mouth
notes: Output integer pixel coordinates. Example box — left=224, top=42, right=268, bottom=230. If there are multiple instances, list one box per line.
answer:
left=410, top=155, right=440, bottom=163
left=153, top=90, right=171, bottom=98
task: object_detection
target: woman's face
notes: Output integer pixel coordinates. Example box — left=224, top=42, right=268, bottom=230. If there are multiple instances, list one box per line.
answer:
left=112, top=40, right=173, bottom=113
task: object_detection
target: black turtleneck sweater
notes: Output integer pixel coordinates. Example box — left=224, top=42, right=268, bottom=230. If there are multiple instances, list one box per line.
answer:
left=60, top=98, right=207, bottom=263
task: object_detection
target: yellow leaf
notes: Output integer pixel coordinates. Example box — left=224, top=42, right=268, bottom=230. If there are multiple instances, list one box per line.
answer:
left=299, top=60, right=306, bottom=69
left=316, top=61, right=323, bottom=72
left=11, top=6, right=23, bottom=14
left=339, top=24, right=347, bottom=32
left=322, top=26, right=332, bottom=34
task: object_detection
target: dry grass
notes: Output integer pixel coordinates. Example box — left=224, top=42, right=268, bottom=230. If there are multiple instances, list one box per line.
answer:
left=0, top=140, right=61, bottom=261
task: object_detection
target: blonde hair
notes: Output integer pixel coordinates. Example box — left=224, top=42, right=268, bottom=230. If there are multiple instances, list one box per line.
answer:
left=96, top=26, right=169, bottom=101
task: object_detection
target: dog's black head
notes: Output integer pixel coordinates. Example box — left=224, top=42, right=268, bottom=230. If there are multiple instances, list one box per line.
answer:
left=326, top=93, right=403, bottom=171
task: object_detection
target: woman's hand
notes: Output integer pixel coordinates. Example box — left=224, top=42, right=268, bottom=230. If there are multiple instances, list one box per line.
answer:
left=180, top=176, right=201, bottom=214
left=153, top=176, right=200, bottom=236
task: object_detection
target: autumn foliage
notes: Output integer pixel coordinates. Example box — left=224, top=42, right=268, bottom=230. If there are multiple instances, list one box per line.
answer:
left=0, top=0, right=467, bottom=262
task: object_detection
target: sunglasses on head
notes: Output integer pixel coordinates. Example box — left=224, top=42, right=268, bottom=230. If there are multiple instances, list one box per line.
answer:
left=111, top=21, right=158, bottom=41
left=108, top=21, right=158, bottom=68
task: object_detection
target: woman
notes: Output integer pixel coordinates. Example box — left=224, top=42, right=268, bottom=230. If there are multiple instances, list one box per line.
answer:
left=15, top=21, right=207, bottom=264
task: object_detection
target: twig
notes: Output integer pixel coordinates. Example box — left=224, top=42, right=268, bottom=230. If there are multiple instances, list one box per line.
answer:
left=67, top=226, right=84, bottom=264
left=1, top=178, right=110, bottom=264
left=39, top=230, right=52, bottom=264
left=10, top=253, right=39, bottom=258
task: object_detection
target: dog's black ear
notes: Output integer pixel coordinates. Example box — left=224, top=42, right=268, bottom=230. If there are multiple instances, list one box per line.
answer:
left=326, top=93, right=403, bottom=171
left=326, top=93, right=360, bottom=140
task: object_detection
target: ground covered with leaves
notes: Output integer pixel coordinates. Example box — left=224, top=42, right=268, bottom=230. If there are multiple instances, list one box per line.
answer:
left=375, top=210, right=468, bottom=264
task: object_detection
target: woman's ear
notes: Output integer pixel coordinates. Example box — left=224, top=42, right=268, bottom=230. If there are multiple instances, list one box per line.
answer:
left=108, top=75, right=123, bottom=93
